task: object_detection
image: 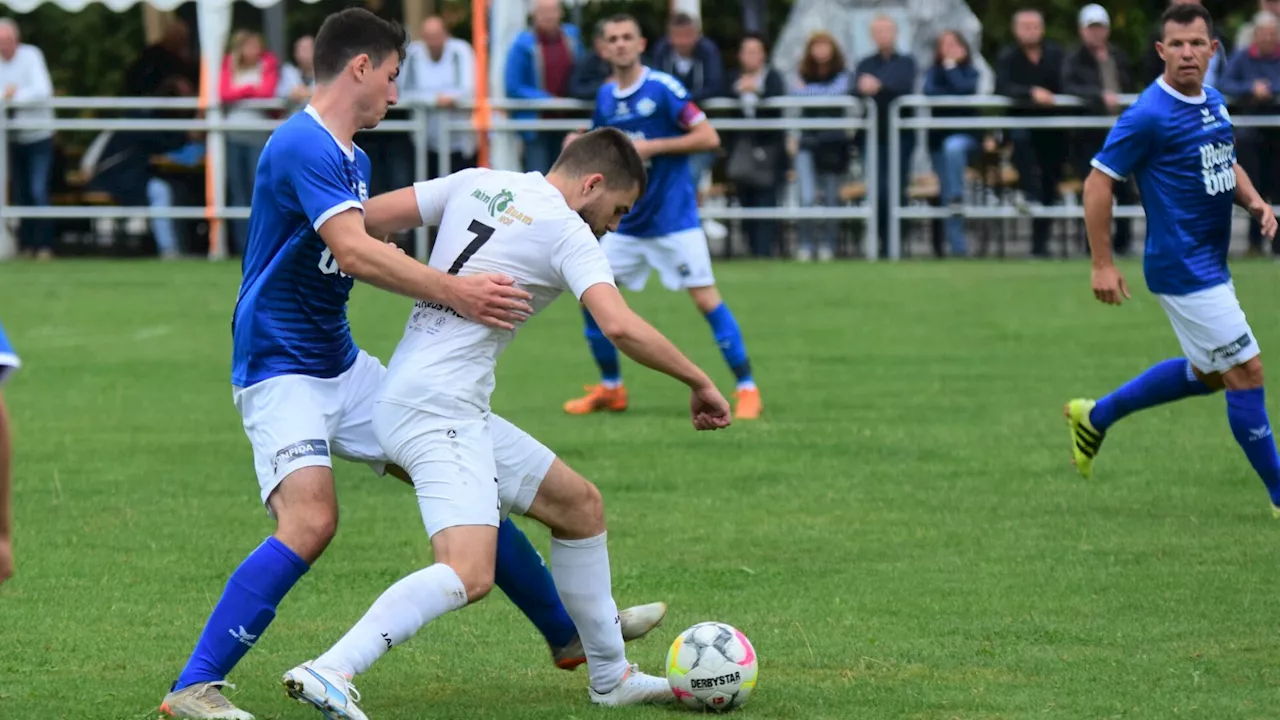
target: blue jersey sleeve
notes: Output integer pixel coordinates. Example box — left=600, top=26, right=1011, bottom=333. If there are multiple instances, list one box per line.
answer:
left=285, top=139, right=363, bottom=232
left=657, top=75, right=706, bottom=130
left=591, top=85, right=609, bottom=129
left=1092, top=104, right=1159, bottom=181
left=0, top=319, right=19, bottom=387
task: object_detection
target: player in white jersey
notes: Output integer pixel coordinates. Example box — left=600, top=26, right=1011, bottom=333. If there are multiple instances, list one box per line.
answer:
left=281, top=128, right=732, bottom=718
left=161, top=12, right=665, bottom=720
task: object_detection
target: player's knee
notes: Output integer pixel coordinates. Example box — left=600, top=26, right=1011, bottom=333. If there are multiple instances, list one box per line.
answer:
left=689, top=286, right=722, bottom=314
left=1224, top=356, right=1265, bottom=390
left=552, top=479, right=606, bottom=538
left=446, top=558, right=495, bottom=602
left=274, top=504, right=338, bottom=562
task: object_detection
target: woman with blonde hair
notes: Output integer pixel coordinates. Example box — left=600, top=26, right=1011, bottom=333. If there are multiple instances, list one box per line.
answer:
left=220, top=29, right=279, bottom=254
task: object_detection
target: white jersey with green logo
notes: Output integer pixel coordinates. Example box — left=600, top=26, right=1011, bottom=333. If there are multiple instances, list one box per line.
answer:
left=379, top=168, right=616, bottom=416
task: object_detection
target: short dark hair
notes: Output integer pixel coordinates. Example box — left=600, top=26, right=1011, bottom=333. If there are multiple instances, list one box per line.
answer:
left=1161, top=3, right=1214, bottom=38
left=603, top=13, right=641, bottom=34
left=740, top=32, right=768, bottom=53
left=552, top=128, right=648, bottom=197
left=313, top=8, right=407, bottom=83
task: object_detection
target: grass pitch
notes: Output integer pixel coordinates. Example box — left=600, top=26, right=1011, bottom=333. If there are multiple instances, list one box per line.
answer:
left=1, top=259, right=1278, bottom=720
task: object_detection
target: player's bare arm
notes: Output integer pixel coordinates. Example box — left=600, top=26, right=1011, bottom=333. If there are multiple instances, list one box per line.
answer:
left=319, top=209, right=532, bottom=330
left=1232, top=163, right=1278, bottom=239
left=0, top=392, right=13, bottom=585
left=632, top=121, right=719, bottom=160
left=1082, top=168, right=1130, bottom=306
left=580, top=283, right=731, bottom=430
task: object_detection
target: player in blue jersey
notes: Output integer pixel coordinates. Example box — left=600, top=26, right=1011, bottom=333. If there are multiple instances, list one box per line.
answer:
left=161, top=11, right=665, bottom=720
left=0, top=319, right=18, bottom=586
left=561, top=14, right=763, bottom=420
left=1065, top=3, right=1280, bottom=515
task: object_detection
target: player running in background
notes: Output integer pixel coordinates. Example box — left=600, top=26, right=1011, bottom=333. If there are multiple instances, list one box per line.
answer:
left=281, top=128, right=730, bottom=719
left=561, top=14, right=762, bottom=420
left=0, top=318, right=19, bottom=585
left=160, top=11, right=663, bottom=720
left=1066, top=3, right=1280, bottom=514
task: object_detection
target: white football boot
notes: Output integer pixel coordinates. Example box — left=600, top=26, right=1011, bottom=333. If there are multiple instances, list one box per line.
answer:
left=281, top=662, right=368, bottom=720
left=159, top=681, right=255, bottom=720
left=588, top=664, right=674, bottom=706
left=552, top=601, right=668, bottom=670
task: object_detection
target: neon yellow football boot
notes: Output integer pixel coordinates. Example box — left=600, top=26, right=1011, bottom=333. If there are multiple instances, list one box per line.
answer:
left=1065, top=398, right=1105, bottom=479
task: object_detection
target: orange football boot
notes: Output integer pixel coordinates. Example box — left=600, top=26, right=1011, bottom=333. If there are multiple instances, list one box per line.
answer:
left=563, top=384, right=629, bottom=414
left=734, top=387, right=763, bottom=420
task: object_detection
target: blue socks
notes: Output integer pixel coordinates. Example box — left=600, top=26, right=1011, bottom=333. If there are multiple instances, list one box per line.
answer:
left=174, top=536, right=309, bottom=690
left=582, top=308, right=621, bottom=386
left=704, top=303, right=754, bottom=389
left=1226, top=388, right=1280, bottom=505
left=494, top=518, right=577, bottom=648
left=1090, top=358, right=1213, bottom=432
left=1088, top=357, right=1280, bottom=504
left=581, top=303, right=755, bottom=389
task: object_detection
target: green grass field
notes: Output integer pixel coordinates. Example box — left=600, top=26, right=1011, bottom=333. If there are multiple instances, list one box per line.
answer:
left=1, top=259, right=1279, bottom=720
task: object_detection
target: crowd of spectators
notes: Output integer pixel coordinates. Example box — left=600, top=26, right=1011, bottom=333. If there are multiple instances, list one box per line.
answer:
left=5, top=0, right=1280, bottom=260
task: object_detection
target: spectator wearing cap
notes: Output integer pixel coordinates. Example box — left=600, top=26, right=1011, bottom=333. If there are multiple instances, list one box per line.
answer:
left=995, top=9, right=1066, bottom=258
left=1062, top=4, right=1134, bottom=256
left=1221, top=11, right=1280, bottom=255
left=1144, top=0, right=1227, bottom=86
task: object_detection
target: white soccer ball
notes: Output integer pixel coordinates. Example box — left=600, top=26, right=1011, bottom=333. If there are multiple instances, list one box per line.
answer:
left=666, top=621, right=758, bottom=712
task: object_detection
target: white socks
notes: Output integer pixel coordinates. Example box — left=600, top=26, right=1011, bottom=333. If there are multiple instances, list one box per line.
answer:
left=550, top=532, right=629, bottom=693
left=315, top=563, right=468, bottom=677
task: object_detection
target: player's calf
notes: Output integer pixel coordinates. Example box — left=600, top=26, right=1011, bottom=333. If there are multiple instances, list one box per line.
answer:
left=1221, top=356, right=1280, bottom=508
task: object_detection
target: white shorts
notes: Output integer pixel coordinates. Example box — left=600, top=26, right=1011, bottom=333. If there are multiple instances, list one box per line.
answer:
left=602, top=227, right=715, bottom=291
left=1156, top=281, right=1261, bottom=374
left=234, top=349, right=389, bottom=507
left=372, top=401, right=555, bottom=538
left=233, top=350, right=556, bottom=512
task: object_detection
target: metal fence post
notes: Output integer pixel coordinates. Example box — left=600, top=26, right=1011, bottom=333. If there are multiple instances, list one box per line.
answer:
left=413, top=106, right=429, bottom=261
left=887, top=96, right=902, bottom=261
left=863, top=99, right=878, bottom=261
left=0, top=101, right=9, bottom=259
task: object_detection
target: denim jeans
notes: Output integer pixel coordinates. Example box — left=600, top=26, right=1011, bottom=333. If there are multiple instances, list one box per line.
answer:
left=795, top=149, right=842, bottom=254
left=226, top=137, right=266, bottom=255
left=930, top=133, right=978, bottom=257
left=147, top=177, right=178, bottom=256
left=523, top=132, right=566, bottom=175
left=10, top=137, right=55, bottom=252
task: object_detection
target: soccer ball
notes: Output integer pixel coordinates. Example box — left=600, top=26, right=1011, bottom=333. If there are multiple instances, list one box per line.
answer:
left=666, top=621, right=758, bottom=712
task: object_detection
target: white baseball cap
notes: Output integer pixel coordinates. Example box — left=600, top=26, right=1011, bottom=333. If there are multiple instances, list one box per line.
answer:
left=1078, top=4, right=1110, bottom=27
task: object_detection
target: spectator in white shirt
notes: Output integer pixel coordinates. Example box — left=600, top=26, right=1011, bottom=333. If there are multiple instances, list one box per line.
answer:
left=276, top=35, right=314, bottom=116
left=400, top=15, right=477, bottom=176
left=0, top=18, right=54, bottom=259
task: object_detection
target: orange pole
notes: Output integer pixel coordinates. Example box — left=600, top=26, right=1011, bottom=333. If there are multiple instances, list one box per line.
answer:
left=472, top=0, right=491, bottom=168
left=199, top=57, right=221, bottom=257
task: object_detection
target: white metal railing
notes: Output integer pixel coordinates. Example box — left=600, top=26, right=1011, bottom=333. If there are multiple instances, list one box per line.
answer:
left=6, top=93, right=1280, bottom=261
left=886, top=94, right=1280, bottom=260
left=0, top=95, right=877, bottom=260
